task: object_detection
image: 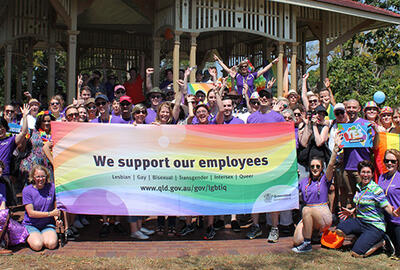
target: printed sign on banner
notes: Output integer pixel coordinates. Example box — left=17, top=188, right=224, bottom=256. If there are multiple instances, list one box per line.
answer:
left=52, top=122, right=298, bottom=216
left=338, top=123, right=373, bottom=148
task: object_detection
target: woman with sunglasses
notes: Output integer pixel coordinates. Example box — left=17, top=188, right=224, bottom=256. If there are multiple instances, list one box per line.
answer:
left=292, top=134, right=342, bottom=253
left=48, top=96, right=62, bottom=121
left=378, top=106, right=395, bottom=133
left=336, top=160, right=400, bottom=258
left=378, top=149, right=400, bottom=258
left=19, top=111, right=55, bottom=183
left=145, top=88, right=164, bottom=124
left=214, top=54, right=278, bottom=98
left=363, top=101, right=380, bottom=124
left=85, top=98, right=97, bottom=121
left=132, top=104, right=147, bottom=125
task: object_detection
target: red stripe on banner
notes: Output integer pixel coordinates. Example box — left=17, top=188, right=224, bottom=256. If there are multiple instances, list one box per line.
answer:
left=51, top=122, right=81, bottom=145
left=374, top=132, right=388, bottom=178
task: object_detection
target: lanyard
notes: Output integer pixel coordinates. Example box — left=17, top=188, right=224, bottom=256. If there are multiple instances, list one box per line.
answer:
left=355, top=188, right=369, bottom=209
left=385, top=172, right=397, bottom=196
left=305, top=176, right=321, bottom=199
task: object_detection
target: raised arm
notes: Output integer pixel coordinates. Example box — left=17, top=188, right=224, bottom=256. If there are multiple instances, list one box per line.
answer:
left=302, top=73, right=310, bottom=110
left=182, top=67, right=191, bottom=95
left=214, top=90, right=224, bottom=124
left=324, top=78, right=336, bottom=106
left=15, top=104, right=30, bottom=145
left=186, top=95, right=196, bottom=124
left=256, top=58, right=278, bottom=78
left=326, top=133, right=342, bottom=181
left=145, top=68, right=154, bottom=93
left=214, top=54, right=235, bottom=77
left=172, top=80, right=185, bottom=121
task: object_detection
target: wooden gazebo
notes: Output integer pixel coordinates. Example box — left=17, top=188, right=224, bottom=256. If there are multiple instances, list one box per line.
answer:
left=1, top=0, right=400, bottom=104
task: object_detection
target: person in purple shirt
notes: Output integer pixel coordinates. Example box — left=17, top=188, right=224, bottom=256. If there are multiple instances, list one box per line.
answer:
left=246, top=88, right=284, bottom=242
left=378, top=149, right=400, bottom=258
left=111, top=96, right=134, bottom=124
left=292, top=135, right=342, bottom=253
left=342, top=99, right=375, bottom=208
left=145, top=87, right=165, bottom=124
left=90, top=94, right=114, bottom=123
left=221, top=97, right=244, bottom=124
left=23, top=165, right=60, bottom=251
left=214, top=54, right=278, bottom=98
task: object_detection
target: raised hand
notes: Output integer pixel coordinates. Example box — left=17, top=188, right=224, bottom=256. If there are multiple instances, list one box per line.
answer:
left=146, top=68, right=154, bottom=76
left=267, top=77, right=276, bottom=89
left=303, top=73, right=310, bottom=80
left=77, top=74, right=83, bottom=88
left=20, top=104, right=31, bottom=117
left=213, top=54, right=220, bottom=62
left=271, top=58, right=279, bottom=65
left=324, top=77, right=331, bottom=88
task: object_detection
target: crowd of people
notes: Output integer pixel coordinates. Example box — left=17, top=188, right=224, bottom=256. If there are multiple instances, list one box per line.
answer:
left=0, top=55, right=399, bottom=260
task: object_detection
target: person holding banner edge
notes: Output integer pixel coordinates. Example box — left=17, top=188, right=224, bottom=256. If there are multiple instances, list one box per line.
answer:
left=292, top=133, right=342, bottom=253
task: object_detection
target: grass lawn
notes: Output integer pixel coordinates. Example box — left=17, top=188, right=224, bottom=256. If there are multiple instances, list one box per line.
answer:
left=0, top=249, right=398, bottom=270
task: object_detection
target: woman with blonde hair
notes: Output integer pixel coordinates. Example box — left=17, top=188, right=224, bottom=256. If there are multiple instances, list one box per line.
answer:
left=22, top=165, right=60, bottom=251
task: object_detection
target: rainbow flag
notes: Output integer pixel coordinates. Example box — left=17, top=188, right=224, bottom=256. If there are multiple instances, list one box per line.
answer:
left=374, top=132, right=400, bottom=175
left=187, top=83, right=214, bottom=96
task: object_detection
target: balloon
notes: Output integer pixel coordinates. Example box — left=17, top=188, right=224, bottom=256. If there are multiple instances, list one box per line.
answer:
left=373, top=91, right=386, bottom=104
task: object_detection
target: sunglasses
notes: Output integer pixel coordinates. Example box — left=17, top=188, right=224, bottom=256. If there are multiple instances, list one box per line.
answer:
left=115, top=90, right=126, bottom=95
left=259, top=93, right=272, bottom=99
left=381, top=114, right=392, bottom=118
left=241, top=65, right=248, bottom=69
left=5, top=110, right=14, bottom=113
left=335, top=110, right=345, bottom=116
left=120, top=102, right=131, bottom=107
left=294, top=113, right=302, bottom=117
left=309, top=99, right=318, bottom=103
left=384, top=159, right=398, bottom=164
left=43, top=120, right=51, bottom=123
left=134, top=110, right=147, bottom=115
left=51, top=102, right=59, bottom=106
left=310, top=164, right=321, bottom=169
left=151, top=95, right=162, bottom=99
left=96, top=101, right=107, bottom=106
left=250, top=101, right=260, bottom=106
left=365, top=107, right=378, bottom=112
left=87, top=106, right=96, bottom=110
left=66, top=113, right=79, bottom=118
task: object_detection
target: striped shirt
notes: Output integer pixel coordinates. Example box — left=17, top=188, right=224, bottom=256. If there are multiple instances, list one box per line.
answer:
left=354, top=180, right=389, bottom=232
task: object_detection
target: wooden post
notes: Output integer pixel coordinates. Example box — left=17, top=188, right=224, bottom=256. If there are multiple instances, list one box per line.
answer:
left=173, top=31, right=182, bottom=92
left=4, top=43, right=12, bottom=104
left=189, top=33, right=199, bottom=83
left=291, top=42, right=299, bottom=91
left=277, top=42, right=285, bottom=98
left=27, top=43, right=33, bottom=94
left=48, top=34, right=56, bottom=99
left=153, top=37, right=162, bottom=87
left=67, top=0, right=78, bottom=104
left=320, top=11, right=328, bottom=84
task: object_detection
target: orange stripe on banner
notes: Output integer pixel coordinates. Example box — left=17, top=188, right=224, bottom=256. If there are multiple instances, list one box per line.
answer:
left=375, top=132, right=388, bottom=176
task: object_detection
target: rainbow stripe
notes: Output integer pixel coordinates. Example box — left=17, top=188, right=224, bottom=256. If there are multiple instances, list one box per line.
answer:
left=187, top=83, right=214, bottom=96
left=375, top=132, right=400, bottom=175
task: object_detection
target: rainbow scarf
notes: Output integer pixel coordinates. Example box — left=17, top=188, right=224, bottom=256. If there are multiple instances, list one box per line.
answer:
left=38, top=129, right=52, bottom=143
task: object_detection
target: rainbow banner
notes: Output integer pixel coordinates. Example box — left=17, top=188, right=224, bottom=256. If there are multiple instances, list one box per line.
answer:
left=187, top=83, right=214, bottom=96
left=52, top=122, right=298, bottom=216
left=374, top=132, right=400, bottom=175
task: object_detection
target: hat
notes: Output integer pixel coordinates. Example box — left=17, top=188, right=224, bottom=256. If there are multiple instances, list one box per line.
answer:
left=333, top=103, right=345, bottom=112
left=287, top=89, right=298, bottom=96
left=250, top=92, right=259, bottom=100
left=114, top=85, right=125, bottom=92
left=119, top=95, right=132, bottom=104
left=258, top=89, right=272, bottom=98
left=85, top=98, right=95, bottom=106
left=28, top=98, right=41, bottom=106
left=320, top=230, right=344, bottom=249
left=147, top=87, right=165, bottom=98
left=315, top=105, right=328, bottom=116
left=380, top=106, right=393, bottom=115
left=364, top=101, right=379, bottom=111
left=94, top=94, right=109, bottom=102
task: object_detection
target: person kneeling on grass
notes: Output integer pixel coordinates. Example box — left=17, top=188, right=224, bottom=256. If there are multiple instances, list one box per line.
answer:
left=335, top=160, right=400, bottom=258
left=22, top=165, right=61, bottom=251
left=292, top=133, right=341, bottom=253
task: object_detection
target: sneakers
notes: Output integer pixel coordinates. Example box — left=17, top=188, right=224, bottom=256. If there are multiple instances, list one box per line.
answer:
left=383, top=234, right=396, bottom=257
left=80, top=216, right=90, bottom=226
left=168, top=226, right=176, bottom=236
left=214, top=219, right=225, bottom=231
left=247, top=224, right=262, bottom=239
left=73, top=219, right=84, bottom=229
left=365, top=239, right=385, bottom=257
left=99, top=223, right=111, bottom=238
left=267, top=227, right=279, bottom=243
left=231, top=220, right=241, bottom=232
left=204, top=226, right=216, bottom=240
left=179, top=224, right=195, bottom=236
left=156, top=225, right=165, bottom=234
left=292, top=241, right=312, bottom=253
left=130, top=231, right=149, bottom=240
left=113, top=222, right=127, bottom=234
left=140, top=227, right=155, bottom=236
left=66, top=228, right=79, bottom=241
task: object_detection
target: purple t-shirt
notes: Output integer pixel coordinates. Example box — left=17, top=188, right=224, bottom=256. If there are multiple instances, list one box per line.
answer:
left=224, top=117, right=245, bottom=124
left=236, top=72, right=258, bottom=97
left=0, top=182, right=6, bottom=204
left=22, top=183, right=55, bottom=229
left=378, top=172, right=400, bottom=225
left=0, top=136, right=16, bottom=176
left=246, top=110, right=285, bottom=124
left=145, top=108, right=157, bottom=124
left=110, top=116, right=133, bottom=124
left=343, top=118, right=374, bottom=170
left=299, top=174, right=331, bottom=205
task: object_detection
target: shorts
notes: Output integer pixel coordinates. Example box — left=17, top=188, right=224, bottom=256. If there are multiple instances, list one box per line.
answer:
left=304, top=204, right=332, bottom=231
left=25, top=224, right=56, bottom=234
